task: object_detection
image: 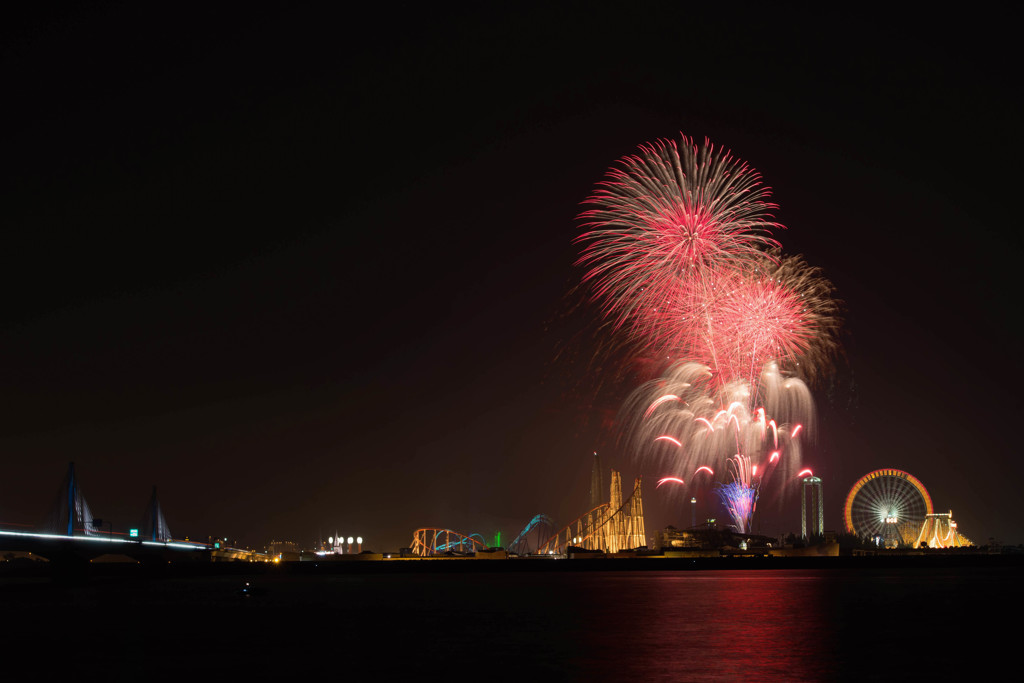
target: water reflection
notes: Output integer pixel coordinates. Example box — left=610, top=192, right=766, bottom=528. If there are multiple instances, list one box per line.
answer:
left=2, top=565, right=1015, bottom=679
left=565, top=570, right=832, bottom=680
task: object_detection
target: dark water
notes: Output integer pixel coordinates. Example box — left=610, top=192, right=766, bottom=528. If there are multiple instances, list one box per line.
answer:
left=1, top=566, right=1016, bottom=680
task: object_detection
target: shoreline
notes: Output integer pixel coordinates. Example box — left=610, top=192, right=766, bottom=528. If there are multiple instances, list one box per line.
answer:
left=2, top=549, right=1022, bottom=581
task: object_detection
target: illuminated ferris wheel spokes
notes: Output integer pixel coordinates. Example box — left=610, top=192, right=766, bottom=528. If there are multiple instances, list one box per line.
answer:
left=844, top=469, right=933, bottom=543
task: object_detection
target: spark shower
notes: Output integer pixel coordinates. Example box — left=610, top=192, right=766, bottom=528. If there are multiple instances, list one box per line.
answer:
left=576, top=136, right=839, bottom=533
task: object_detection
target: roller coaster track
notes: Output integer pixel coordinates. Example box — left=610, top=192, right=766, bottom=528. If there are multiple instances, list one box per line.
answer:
left=408, top=472, right=645, bottom=558
left=536, top=476, right=645, bottom=555
left=409, top=528, right=489, bottom=557
left=505, top=514, right=554, bottom=555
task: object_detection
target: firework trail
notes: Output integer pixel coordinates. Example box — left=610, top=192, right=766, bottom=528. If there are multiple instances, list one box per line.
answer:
left=715, top=455, right=760, bottom=532
left=623, top=361, right=810, bottom=524
left=717, top=481, right=759, bottom=534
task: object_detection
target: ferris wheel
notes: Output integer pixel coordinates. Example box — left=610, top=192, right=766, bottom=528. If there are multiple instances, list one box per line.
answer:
left=844, top=469, right=933, bottom=541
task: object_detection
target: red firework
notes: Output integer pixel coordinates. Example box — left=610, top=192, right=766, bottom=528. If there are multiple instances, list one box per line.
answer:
left=641, top=252, right=839, bottom=384
left=576, top=135, right=781, bottom=339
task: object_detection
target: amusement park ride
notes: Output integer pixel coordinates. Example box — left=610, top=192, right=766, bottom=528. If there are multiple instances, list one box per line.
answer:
left=2, top=463, right=976, bottom=559
left=411, top=465, right=974, bottom=557
left=410, top=466, right=646, bottom=557
left=843, top=468, right=972, bottom=548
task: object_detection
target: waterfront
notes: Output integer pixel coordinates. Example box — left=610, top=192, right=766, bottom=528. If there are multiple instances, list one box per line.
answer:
left=2, top=563, right=1016, bottom=680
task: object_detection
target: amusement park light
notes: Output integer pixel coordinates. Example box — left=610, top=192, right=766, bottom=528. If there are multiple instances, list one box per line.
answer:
left=845, top=469, right=933, bottom=538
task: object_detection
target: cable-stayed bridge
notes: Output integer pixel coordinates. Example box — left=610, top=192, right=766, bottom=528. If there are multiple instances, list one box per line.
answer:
left=0, top=462, right=207, bottom=563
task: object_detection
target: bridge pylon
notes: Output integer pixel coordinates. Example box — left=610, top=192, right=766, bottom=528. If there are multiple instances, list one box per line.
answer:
left=141, top=486, right=173, bottom=542
left=42, top=462, right=98, bottom=536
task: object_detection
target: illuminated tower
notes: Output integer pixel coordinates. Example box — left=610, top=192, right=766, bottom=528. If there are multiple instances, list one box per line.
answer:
left=589, top=452, right=604, bottom=509
left=609, top=469, right=623, bottom=552
left=801, top=476, right=823, bottom=539
left=628, top=477, right=646, bottom=549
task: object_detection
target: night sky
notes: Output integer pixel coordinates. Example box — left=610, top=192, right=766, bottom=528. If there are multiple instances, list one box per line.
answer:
left=2, top=4, right=1021, bottom=550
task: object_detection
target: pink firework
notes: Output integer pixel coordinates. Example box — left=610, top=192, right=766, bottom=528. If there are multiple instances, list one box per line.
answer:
left=576, top=136, right=841, bottom=531
left=576, top=135, right=781, bottom=341
left=650, top=252, right=839, bottom=386
left=733, top=253, right=839, bottom=382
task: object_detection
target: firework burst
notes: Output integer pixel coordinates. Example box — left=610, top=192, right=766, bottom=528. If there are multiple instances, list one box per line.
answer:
left=667, top=252, right=841, bottom=386
left=576, top=134, right=841, bottom=534
left=576, top=135, right=781, bottom=343
left=717, top=457, right=760, bottom=534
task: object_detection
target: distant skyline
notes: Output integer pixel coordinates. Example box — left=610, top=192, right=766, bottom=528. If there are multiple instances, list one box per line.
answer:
left=2, top=5, right=1020, bottom=549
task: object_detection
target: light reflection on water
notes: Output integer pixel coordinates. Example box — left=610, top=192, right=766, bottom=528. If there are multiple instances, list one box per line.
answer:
left=595, top=572, right=834, bottom=680
left=0, top=567, right=1015, bottom=680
